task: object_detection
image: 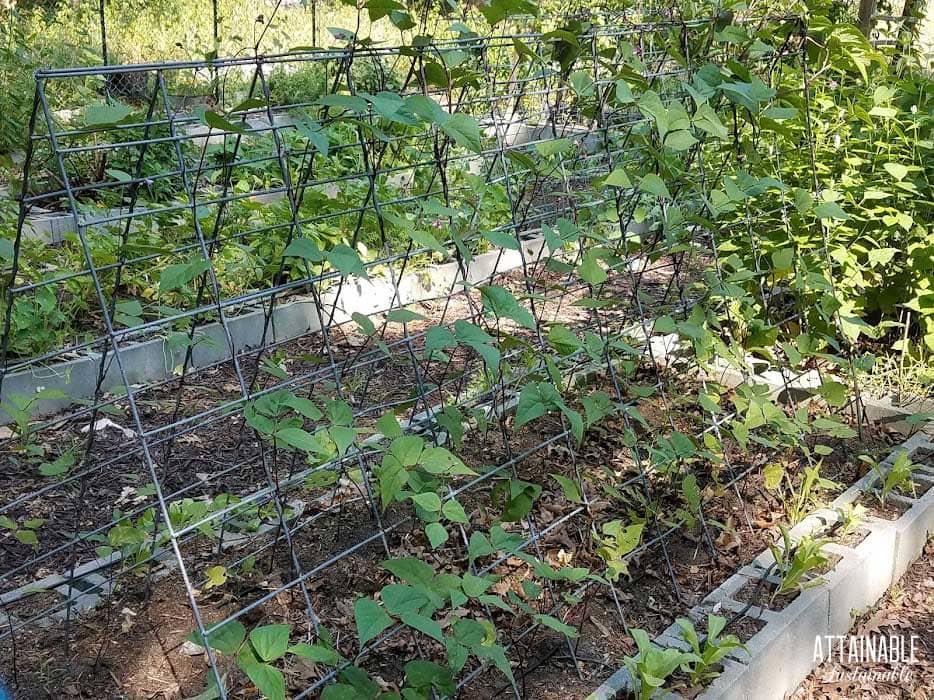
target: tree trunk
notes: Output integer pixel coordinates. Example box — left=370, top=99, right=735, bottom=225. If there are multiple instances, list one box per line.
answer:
left=858, top=0, right=876, bottom=37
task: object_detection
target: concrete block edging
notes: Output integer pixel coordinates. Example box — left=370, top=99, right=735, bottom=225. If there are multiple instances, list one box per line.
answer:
left=586, top=428, right=934, bottom=700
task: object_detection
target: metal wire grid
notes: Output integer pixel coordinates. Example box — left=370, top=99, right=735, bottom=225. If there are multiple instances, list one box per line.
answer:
left=0, top=16, right=826, bottom=699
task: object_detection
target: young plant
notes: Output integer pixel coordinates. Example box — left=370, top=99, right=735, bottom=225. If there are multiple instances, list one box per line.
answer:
left=768, top=526, right=831, bottom=602
left=186, top=621, right=342, bottom=700
left=594, top=520, right=644, bottom=582
left=0, top=515, right=44, bottom=550
left=860, top=450, right=920, bottom=506
left=373, top=429, right=476, bottom=548
left=0, top=389, right=69, bottom=457
left=835, top=501, right=867, bottom=536
left=623, top=628, right=700, bottom=700
left=675, top=614, right=745, bottom=685
left=763, top=461, right=840, bottom=525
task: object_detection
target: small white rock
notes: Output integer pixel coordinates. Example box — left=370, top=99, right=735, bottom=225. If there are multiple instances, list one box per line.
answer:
left=180, top=640, right=205, bottom=656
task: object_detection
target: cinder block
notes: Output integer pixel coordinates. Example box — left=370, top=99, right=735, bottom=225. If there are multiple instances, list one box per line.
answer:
left=821, top=548, right=870, bottom=636
left=891, top=486, right=934, bottom=581
left=839, top=523, right=896, bottom=605
left=701, top=658, right=748, bottom=700
left=732, top=585, right=828, bottom=699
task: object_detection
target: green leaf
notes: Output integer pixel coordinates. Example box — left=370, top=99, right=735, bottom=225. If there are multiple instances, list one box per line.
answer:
left=288, top=643, right=340, bottom=666
left=817, top=380, right=847, bottom=408
left=389, top=435, right=424, bottom=467
left=105, top=168, right=132, bottom=183
left=240, top=663, right=285, bottom=700
left=381, top=584, right=429, bottom=616
left=250, top=625, right=290, bottom=662
left=38, top=450, right=75, bottom=477
left=274, top=427, right=321, bottom=453
left=441, top=498, right=469, bottom=524
left=664, top=130, right=697, bottom=151
left=351, top=313, right=377, bottom=337
left=283, top=238, right=325, bottom=263
left=548, top=325, right=581, bottom=356
left=550, top=473, right=583, bottom=504
left=405, top=660, right=455, bottom=694
left=294, top=118, right=331, bottom=158
left=813, top=201, right=849, bottom=221
left=480, top=285, right=536, bottom=330
left=615, top=79, right=635, bottom=104
left=654, top=315, right=676, bottom=333
left=365, top=0, right=404, bottom=20
left=400, top=612, right=444, bottom=641
left=14, top=529, right=37, bottom=547
left=440, top=113, right=482, bottom=154
left=578, top=252, right=607, bottom=285
left=327, top=244, right=367, bottom=278
left=536, top=138, right=574, bottom=157
left=720, top=77, right=775, bottom=113
left=515, top=383, right=549, bottom=429
left=386, top=308, right=426, bottom=324
left=468, top=532, right=493, bottom=564
left=425, top=522, right=448, bottom=548
left=462, top=573, right=493, bottom=598
left=204, top=565, right=228, bottom=589
left=354, top=598, right=392, bottom=648
left=202, top=110, right=251, bottom=135
left=483, top=229, right=521, bottom=250
left=763, top=463, right=784, bottom=490
left=329, top=426, right=357, bottom=457
left=692, top=103, right=728, bottom=139
left=411, top=491, right=442, bottom=512
left=906, top=413, right=934, bottom=426
left=186, top=620, right=246, bottom=656
left=85, top=102, right=135, bottom=127
left=390, top=10, right=416, bottom=30
left=481, top=0, right=538, bottom=25
left=682, top=473, right=700, bottom=511
left=405, top=227, right=447, bottom=255
left=454, top=320, right=500, bottom=368
left=604, top=168, right=632, bottom=188
left=883, top=162, right=908, bottom=181
left=473, top=643, right=515, bottom=683
left=568, top=71, right=594, bottom=97
left=376, top=411, right=403, bottom=439
left=639, top=173, right=671, bottom=199
left=316, top=94, right=368, bottom=112
left=282, top=394, right=322, bottom=421
left=534, top=613, right=578, bottom=638
left=159, top=259, right=211, bottom=293
left=326, top=399, right=354, bottom=427
left=381, top=558, right=435, bottom=587
left=771, top=248, right=794, bottom=271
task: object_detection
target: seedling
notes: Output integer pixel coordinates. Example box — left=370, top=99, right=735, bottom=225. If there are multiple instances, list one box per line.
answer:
left=0, top=515, right=44, bottom=550
left=835, top=501, right=867, bottom=536
left=594, top=520, right=644, bottom=581
left=186, top=621, right=343, bottom=700
left=768, top=525, right=830, bottom=602
left=623, top=628, right=700, bottom=700
left=860, top=450, right=920, bottom=506
left=763, top=461, right=840, bottom=525
left=675, top=613, right=746, bottom=684
left=0, top=389, right=70, bottom=457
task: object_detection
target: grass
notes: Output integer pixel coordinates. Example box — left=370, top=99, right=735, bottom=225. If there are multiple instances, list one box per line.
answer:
left=864, top=350, right=934, bottom=405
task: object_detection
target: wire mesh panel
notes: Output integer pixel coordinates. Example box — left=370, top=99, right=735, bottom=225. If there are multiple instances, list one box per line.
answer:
left=0, top=13, right=853, bottom=700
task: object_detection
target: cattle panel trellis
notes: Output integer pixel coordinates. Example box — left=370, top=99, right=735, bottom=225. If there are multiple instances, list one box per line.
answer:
left=0, top=15, right=834, bottom=699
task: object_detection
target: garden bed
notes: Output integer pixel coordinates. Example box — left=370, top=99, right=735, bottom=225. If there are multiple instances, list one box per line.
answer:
left=0, top=358, right=895, bottom=699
